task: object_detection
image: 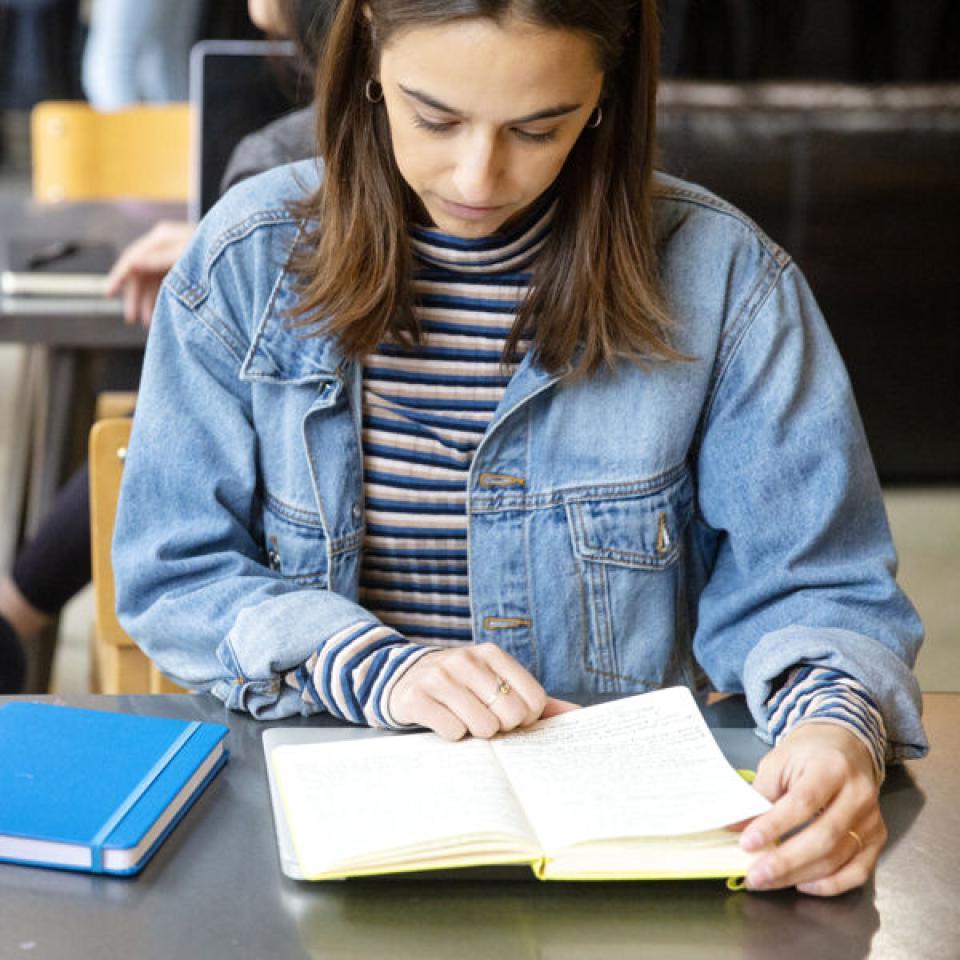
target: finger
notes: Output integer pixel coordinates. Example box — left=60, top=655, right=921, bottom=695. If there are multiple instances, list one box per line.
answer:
left=138, top=277, right=160, bottom=328
left=541, top=698, right=581, bottom=718
left=749, top=749, right=790, bottom=804
left=106, top=229, right=158, bottom=295
left=122, top=278, right=140, bottom=325
left=795, top=845, right=877, bottom=897
left=106, top=224, right=188, bottom=296
left=407, top=694, right=469, bottom=742
left=473, top=643, right=547, bottom=724
left=740, top=768, right=840, bottom=852
left=401, top=654, right=505, bottom=739
left=440, top=654, right=527, bottom=734
left=746, top=802, right=884, bottom=892
left=425, top=671, right=503, bottom=740
left=772, top=824, right=881, bottom=896
left=105, top=248, right=139, bottom=296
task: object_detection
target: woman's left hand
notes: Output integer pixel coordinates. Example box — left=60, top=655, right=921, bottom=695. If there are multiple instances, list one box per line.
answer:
left=739, top=722, right=886, bottom=896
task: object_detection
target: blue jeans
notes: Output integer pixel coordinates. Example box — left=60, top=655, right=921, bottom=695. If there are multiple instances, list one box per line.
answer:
left=81, top=0, right=202, bottom=108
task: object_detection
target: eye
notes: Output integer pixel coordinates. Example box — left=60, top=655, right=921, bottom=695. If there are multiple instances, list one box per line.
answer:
left=512, top=128, right=558, bottom=145
left=412, top=114, right=457, bottom=135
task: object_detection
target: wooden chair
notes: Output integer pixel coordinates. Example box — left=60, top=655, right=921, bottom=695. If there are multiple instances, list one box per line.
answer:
left=94, top=391, right=139, bottom=422
left=30, top=101, right=191, bottom=203
left=89, top=418, right=184, bottom=694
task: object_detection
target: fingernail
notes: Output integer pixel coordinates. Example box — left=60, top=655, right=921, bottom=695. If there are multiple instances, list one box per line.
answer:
left=741, top=827, right=765, bottom=851
left=797, top=882, right=821, bottom=896
left=746, top=866, right=773, bottom=890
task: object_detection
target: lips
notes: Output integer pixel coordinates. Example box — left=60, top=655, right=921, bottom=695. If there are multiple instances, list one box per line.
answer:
left=438, top=198, right=507, bottom=221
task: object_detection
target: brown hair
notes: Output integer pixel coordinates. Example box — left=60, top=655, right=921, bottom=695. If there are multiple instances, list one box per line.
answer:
left=290, top=0, right=682, bottom=376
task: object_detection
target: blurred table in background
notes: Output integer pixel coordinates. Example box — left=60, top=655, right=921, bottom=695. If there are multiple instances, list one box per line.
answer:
left=0, top=196, right=182, bottom=566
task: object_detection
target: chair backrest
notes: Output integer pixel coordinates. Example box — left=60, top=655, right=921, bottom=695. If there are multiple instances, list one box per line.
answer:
left=31, top=101, right=191, bottom=203
left=89, top=418, right=183, bottom=694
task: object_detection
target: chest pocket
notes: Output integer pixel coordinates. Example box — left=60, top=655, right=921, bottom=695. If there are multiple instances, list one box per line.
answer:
left=569, top=468, right=692, bottom=570
left=566, top=468, right=694, bottom=689
left=261, top=493, right=329, bottom=587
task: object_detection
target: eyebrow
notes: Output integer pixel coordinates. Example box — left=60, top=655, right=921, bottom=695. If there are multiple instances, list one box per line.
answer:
left=398, top=84, right=582, bottom=124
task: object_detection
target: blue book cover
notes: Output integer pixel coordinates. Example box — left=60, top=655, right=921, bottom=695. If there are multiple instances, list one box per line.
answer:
left=0, top=703, right=229, bottom=875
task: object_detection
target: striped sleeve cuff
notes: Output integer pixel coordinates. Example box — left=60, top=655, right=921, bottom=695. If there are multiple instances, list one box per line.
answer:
left=283, top=621, right=438, bottom=729
left=766, top=665, right=887, bottom=784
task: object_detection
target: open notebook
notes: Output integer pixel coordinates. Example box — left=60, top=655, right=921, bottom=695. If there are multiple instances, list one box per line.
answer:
left=262, top=690, right=770, bottom=882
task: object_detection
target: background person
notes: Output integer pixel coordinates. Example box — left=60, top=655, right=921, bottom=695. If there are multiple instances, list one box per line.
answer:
left=0, top=0, right=330, bottom=693
left=82, top=0, right=204, bottom=109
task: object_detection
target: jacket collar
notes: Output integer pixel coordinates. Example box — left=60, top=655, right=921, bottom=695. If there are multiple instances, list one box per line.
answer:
left=240, top=266, right=345, bottom=385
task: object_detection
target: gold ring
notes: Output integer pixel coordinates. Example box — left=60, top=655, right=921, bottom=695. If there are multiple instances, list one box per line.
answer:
left=847, top=829, right=865, bottom=853
left=485, top=677, right=512, bottom=708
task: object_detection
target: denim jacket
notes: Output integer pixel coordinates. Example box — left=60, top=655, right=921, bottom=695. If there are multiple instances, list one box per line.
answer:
left=113, top=160, right=927, bottom=757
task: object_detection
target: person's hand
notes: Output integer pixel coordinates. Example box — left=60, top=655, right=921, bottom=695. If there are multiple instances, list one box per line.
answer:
left=105, top=221, right=195, bottom=327
left=388, top=643, right=579, bottom=740
left=740, top=721, right=885, bottom=896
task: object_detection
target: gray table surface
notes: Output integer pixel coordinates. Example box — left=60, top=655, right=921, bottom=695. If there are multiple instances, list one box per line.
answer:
left=0, top=692, right=955, bottom=960
left=0, top=197, right=184, bottom=347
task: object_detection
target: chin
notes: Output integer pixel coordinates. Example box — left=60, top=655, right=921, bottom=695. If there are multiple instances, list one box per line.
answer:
left=430, top=211, right=513, bottom=240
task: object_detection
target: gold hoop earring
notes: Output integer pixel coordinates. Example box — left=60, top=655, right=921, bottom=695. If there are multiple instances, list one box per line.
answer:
left=587, top=105, right=603, bottom=129
left=365, top=79, right=383, bottom=103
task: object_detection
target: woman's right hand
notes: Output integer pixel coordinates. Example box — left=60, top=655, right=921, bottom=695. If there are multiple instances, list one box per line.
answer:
left=388, top=642, right=579, bottom=740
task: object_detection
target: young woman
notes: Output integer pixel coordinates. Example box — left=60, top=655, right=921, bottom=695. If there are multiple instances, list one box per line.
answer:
left=114, top=0, right=927, bottom=896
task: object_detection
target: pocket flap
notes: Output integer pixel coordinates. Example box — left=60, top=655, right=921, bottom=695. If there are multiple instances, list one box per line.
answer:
left=262, top=494, right=329, bottom=585
left=569, top=471, right=693, bottom=570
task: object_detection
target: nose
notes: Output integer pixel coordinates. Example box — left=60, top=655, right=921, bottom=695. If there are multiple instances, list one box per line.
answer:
left=452, top=131, right=502, bottom=205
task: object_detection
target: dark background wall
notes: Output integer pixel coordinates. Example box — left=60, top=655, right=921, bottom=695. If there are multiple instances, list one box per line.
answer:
left=657, top=0, right=960, bottom=485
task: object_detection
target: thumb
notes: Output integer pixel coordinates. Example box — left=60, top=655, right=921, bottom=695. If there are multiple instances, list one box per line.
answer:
left=751, top=746, right=790, bottom=804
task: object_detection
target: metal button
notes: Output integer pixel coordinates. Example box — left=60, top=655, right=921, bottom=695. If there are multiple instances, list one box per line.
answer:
left=478, top=473, right=525, bottom=489
left=267, top=536, right=281, bottom=571
left=351, top=502, right=363, bottom=522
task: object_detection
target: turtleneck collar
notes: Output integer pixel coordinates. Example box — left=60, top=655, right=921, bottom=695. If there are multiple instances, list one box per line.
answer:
left=409, top=189, right=556, bottom=275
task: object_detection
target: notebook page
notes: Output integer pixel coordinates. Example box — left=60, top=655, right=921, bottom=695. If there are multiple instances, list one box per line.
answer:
left=272, top=733, right=539, bottom=876
left=491, top=687, right=771, bottom=853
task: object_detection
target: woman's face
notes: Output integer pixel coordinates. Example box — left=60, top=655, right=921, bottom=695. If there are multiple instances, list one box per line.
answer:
left=378, top=16, right=604, bottom=239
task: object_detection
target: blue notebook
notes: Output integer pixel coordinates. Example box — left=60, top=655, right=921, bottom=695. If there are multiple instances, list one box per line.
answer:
left=0, top=703, right=229, bottom=875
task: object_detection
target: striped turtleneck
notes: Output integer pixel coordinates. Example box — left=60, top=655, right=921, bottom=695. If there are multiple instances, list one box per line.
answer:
left=358, top=193, right=554, bottom=648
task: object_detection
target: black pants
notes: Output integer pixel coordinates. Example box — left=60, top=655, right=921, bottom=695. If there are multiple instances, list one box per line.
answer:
left=12, top=462, right=91, bottom=616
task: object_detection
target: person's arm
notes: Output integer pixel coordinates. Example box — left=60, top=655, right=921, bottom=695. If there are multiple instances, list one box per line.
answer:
left=691, top=259, right=926, bottom=894
left=112, top=214, right=561, bottom=733
left=112, top=248, right=422, bottom=720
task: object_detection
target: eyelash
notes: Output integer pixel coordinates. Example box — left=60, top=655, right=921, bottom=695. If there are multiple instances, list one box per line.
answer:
left=412, top=115, right=557, bottom=144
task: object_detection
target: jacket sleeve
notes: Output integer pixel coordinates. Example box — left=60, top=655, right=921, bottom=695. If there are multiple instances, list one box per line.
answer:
left=113, top=263, right=421, bottom=720
left=691, top=260, right=927, bottom=761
